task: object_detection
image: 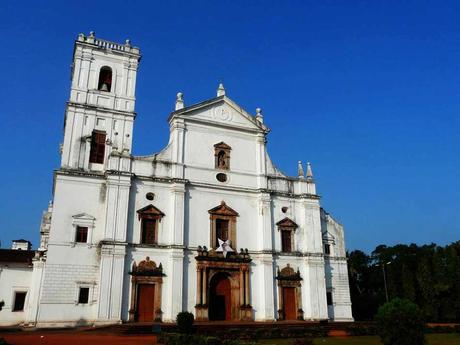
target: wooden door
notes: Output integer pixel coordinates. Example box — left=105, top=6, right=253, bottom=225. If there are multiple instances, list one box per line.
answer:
left=137, top=284, right=155, bottom=322
left=210, top=276, right=232, bottom=321
left=215, top=278, right=231, bottom=320
left=283, top=287, right=297, bottom=320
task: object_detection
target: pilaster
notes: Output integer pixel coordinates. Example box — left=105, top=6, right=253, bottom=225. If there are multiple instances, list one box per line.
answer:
left=97, top=243, right=127, bottom=322
left=171, top=120, right=186, bottom=179
left=164, top=249, right=184, bottom=321
left=258, top=254, right=276, bottom=320
left=170, top=183, right=185, bottom=245
left=258, top=193, right=272, bottom=251
left=104, top=173, right=131, bottom=242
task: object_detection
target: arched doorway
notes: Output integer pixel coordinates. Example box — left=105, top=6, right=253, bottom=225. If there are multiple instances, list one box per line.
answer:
left=209, top=272, right=232, bottom=321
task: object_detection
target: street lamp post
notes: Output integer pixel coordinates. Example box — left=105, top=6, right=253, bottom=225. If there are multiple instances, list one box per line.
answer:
left=378, top=261, right=392, bottom=303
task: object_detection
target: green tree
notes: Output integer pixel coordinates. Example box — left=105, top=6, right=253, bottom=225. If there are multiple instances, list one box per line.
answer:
left=376, top=298, right=426, bottom=345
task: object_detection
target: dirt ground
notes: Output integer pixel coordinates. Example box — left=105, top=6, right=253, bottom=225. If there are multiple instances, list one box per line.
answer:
left=2, top=333, right=157, bottom=345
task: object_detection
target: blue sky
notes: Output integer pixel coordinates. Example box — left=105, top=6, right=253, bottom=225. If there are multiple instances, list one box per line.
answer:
left=0, top=1, right=459, bottom=253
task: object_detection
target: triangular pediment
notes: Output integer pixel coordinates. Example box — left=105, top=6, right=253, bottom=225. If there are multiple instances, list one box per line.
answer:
left=72, top=213, right=95, bottom=221
left=214, top=141, right=232, bottom=150
left=322, top=231, right=335, bottom=242
left=276, top=217, right=298, bottom=229
left=137, top=204, right=165, bottom=218
left=169, top=96, right=270, bottom=133
left=208, top=201, right=239, bottom=216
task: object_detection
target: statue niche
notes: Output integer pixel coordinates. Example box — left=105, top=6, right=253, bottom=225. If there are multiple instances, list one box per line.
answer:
left=214, top=142, right=231, bottom=170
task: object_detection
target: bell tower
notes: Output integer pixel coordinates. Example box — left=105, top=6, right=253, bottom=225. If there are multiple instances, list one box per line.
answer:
left=60, top=31, right=141, bottom=171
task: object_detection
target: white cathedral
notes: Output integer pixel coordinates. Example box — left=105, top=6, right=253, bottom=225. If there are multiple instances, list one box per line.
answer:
left=0, top=32, right=352, bottom=327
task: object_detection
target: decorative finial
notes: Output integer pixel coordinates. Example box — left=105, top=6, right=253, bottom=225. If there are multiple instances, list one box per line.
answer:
left=298, top=161, right=305, bottom=179
left=175, top=92, right=184, bottom=110
left=217, top=83, right=225, bottom=97
left=125, top=39, right=131, bottom=47
left=87, top=31, right=95, bottom=44
left=255, top=108, right=263, bottom=123
left=306, top=162, right=314, bottom=181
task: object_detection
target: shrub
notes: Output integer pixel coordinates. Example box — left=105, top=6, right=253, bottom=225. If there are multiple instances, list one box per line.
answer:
left=176, top=311, right=195, bottom=334
left=347, top=324, right=378, bottom=336
left=267, top=327, right=281, bottom=338
left=162, top=334, right=213, bottom=345
left=291, top=338, right=313, bottom=345
left=376, top=298, right=426, bottom=345
left=253, top=328, right=266, bottom=340
left=205, top=336, right=221, bottom=345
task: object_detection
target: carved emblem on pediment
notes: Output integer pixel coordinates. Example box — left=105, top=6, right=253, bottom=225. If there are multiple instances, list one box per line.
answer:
left=131, top=256, right=164, bottom=276
left=277, top=264, right=302, bottom=281
left=214, top=106, right=233, bottom=122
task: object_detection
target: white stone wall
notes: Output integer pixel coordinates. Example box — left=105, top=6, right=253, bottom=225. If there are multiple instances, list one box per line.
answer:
left=1, top=34, right=353, bottom=327
left=0, top=264, right=33, bottom=326
left=322, top=210, right=353, bottom=321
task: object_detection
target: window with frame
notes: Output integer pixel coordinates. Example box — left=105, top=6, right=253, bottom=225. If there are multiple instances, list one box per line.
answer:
left=324, top=244, right=331, bottom=255
left=215, top=218, right=229, bottom=247
left=208, top=201, right=238, bottom=249
left=13, top=292, right=26, bottom=311
left=89, top=130, right=106, bottom=164
left=281, top=230, right=292, bottom=252
left=78, top=287, right=90, bottom=304
left=326, top=291, right=333, bottom=305
left=141, top=219, right=157, bottom=245
left=98, top=66, right=112, bottom=92
left=276, top=218, right=298, bottom=254
left=75, top=226, right=88, bottom=243
left=137, top=205, right=165, bottom=245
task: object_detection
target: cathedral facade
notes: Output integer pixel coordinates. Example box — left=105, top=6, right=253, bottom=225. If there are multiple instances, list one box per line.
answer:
left=0, top=33, right=352, bottom=327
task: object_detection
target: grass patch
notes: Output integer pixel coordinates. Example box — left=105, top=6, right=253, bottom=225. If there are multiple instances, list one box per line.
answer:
left=258, top=333, right=460, bottom=345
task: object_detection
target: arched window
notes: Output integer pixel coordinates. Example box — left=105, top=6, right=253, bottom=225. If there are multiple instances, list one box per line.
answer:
left=98, top=66, right=112, bottom=92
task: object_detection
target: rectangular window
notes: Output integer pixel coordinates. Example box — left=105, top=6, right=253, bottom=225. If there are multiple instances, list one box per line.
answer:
left=13, top=292, right=27, bottom=311
left=324, top=244, right=331, bottom=255
left=281, top=231, right=292, bottom=252
left=326, top=291, right=333, bottom=305
left=141, top=219, right=156, bottom=245
left=75, top=226, right=88, bottom=243
left=215, top=219, right=229, bottom=247
left=89, top=131, right=106, bottom=164
left=78, top=287, right=90, bottom=304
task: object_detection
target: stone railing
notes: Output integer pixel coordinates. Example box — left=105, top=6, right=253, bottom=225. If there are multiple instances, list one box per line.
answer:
left=77, top=32, right=140, bottom=55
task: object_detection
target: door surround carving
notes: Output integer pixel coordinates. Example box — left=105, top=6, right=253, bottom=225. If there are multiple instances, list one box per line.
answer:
left=195, top=246, right=252, bottom=321
left=129, top=257, right=165, bottom=322
left=276, top=264, right=304, bottom=320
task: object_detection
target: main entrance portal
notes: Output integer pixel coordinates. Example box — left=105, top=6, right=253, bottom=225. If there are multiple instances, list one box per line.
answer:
left=209, top=273, right=231, bottom=321
left=195, top=246, right=253, bottom=321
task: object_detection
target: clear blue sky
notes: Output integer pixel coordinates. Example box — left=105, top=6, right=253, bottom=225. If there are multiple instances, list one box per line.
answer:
left=0, top=1, right=459, bottom=253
